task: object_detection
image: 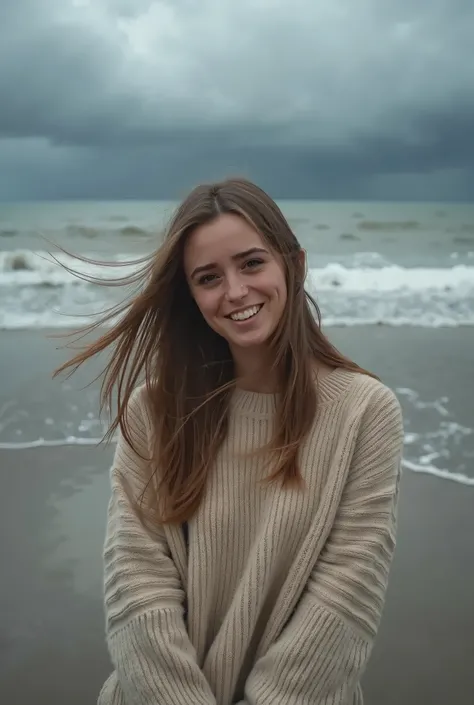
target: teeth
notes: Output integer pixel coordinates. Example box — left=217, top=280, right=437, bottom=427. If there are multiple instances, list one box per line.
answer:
left=230, top=305, right=261, bottom=321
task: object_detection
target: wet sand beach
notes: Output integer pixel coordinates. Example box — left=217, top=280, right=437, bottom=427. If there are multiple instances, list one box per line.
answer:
left=1, top=327, right=473, bottom=705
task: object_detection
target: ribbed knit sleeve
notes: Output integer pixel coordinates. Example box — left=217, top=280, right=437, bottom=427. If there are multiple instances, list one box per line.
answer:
left=238, top=384, right=404, bottom=705
left=98, top=389, right=216, bottom=705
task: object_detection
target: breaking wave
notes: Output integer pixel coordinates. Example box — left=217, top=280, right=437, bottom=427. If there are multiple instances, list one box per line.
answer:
left=1, top=249, right=474, bottom=329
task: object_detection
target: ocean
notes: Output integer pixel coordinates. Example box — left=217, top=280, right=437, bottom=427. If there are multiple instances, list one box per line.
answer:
left=1, top=199, right=474, bottom=703
left=1, top=200, right=474, bottom=329
left=1, top=199, right=473, bottom=488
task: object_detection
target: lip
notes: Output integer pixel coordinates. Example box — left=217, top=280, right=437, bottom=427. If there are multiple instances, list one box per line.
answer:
left=225, top=303, right=264, bottom=322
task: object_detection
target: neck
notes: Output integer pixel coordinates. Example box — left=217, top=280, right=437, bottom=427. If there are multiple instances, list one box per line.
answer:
left=232, top=346, right=278, bottom=393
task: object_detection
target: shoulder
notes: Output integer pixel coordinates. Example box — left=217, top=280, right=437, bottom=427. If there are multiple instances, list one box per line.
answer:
left=329, top=368, right=401, bottom=414
left=320, top=368, right=404, bottom=442
left=304, top=369, right=404, bottom=498
left=112, top=386, right=154, bottom=487
left=127, top=383, right=152, bottom=421
left=118, top=384, right=155, bottom=446
left=341, top=371, right=404, bottom=454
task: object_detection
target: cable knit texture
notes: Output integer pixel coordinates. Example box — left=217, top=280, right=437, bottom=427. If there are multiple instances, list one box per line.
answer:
left=97, top=368, right=404, bottom=705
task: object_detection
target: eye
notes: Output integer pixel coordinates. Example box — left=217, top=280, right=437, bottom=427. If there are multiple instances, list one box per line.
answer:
left=244, top=258, right=264, bottom=270
left=198, top=273, right=219, bottom=286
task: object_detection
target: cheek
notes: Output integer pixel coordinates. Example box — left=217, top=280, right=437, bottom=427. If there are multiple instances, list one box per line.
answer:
left=193, top=289, right=218, bottom=320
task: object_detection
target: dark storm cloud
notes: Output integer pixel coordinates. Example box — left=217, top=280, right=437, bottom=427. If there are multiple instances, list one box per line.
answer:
left=0, top=0, right=473, bottom=200
left=0, top=2, right=130, bottom=145
left=3, top=133, right=473, bottom=202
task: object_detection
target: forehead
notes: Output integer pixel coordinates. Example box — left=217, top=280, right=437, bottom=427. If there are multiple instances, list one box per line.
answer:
left=183, top=213, right=265, bottom=271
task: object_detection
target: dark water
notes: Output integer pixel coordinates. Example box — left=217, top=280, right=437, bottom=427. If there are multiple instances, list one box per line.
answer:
left=1, top=200, right=474, bottom=329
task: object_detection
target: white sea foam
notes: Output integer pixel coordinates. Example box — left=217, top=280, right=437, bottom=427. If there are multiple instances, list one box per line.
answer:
left=0, top=385, right=472, bottom=485
left=401, top=459, right=474, bottom=486
left=309, top=262, right=474, bottom=292
left=1, top=432, right=473, bottom=487
left=0, top=436, right=107, bottom=449
left=1, top=250, right=474, bottom=328
left=0, top=249, right=136, bottom=286
left=1, top=249, right=473, bottom=290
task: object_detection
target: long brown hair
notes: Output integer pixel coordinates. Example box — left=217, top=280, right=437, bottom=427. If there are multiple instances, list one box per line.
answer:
left=53, top=177, right=375, bottom=523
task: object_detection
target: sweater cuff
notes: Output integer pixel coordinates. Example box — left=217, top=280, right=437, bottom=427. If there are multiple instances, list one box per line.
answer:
left=106, top=608, right=216, bottom=705
left=242, top=598, right=372, bottom=704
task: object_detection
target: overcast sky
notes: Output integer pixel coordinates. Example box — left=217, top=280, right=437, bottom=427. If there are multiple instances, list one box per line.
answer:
left=1, top=0, right=473, bottom=201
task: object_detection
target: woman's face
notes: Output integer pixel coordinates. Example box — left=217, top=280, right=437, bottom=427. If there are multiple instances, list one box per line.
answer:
left=184, top=213, right=289, bottom=354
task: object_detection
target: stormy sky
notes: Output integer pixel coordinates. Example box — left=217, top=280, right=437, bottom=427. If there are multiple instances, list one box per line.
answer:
left=0, top=0, right=473, bottom=201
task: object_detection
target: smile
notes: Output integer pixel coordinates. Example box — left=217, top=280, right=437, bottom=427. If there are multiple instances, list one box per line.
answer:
left=228, top=304, right=263, bottom=322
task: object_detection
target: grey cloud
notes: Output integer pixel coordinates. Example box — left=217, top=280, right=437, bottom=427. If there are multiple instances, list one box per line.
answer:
left=2, top=133, right=473, bottom=202
left=0, top=0, right=473, bottom=200
left=0, top=5, right=127, bottom=143
left=1, top=0, right=474, bottom=144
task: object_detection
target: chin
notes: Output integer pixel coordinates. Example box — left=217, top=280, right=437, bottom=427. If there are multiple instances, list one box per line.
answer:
left=229, top=332, right=270, bottom=349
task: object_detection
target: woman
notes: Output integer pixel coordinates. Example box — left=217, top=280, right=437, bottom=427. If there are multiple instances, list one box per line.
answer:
left=54, top=177, right=404, bottom=705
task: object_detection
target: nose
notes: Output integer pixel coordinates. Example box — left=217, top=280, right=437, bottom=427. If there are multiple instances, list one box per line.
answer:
left=224, top=273, right=248, bottom=302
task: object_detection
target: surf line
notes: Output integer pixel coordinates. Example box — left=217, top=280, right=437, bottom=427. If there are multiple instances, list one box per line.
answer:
left=0, top=437, right=474, bottom=488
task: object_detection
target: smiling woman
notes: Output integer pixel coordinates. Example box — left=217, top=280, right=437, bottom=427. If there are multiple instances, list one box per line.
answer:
left=184, top=214, right=296, bottom=384
left=53, top=177, right=404, bottom=705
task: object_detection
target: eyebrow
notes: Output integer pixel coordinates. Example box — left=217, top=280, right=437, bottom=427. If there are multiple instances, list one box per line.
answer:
left=190, top=247, right=269, bottom=279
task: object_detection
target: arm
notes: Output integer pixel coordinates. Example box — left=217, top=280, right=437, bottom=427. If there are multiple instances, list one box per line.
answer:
left=102, top=389, right=216, bottom=705
left=238, top=384, right=404, bottom=705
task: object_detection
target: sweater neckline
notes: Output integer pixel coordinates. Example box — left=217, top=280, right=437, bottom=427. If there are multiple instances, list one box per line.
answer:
left=231, top=367, right=354, bottom=417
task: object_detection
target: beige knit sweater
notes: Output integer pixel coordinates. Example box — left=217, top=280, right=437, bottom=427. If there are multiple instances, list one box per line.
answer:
left=98, top=368, right=404, bottom=705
